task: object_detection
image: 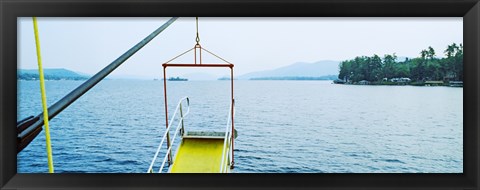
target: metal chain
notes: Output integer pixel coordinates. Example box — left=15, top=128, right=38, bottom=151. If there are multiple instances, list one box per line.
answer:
left=165, top=17, right=231, bottom=64
left=196, top=17, right=200, bottom=44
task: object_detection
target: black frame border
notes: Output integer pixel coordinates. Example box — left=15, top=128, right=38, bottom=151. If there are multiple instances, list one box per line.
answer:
left=1, top=0, right=479, bottom=190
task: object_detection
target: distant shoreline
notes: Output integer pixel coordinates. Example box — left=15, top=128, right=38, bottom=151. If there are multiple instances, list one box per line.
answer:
left=17, top=78, right=87, bottom=81
left=17, top=68, right=89, bottom=81
left=334, top=80, right=463, bottom=87
left=249, top=75, right=337, bottom=81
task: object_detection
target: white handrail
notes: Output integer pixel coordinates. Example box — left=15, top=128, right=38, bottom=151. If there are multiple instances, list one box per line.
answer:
left=158, top=121, right=183, bottom=172
left=219, top=100, right=235, bottom=172
left=147, top=96, right=190, bottom=173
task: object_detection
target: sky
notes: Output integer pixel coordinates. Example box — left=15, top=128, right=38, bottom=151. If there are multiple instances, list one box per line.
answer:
left=18, top=17, right=463, bottom=79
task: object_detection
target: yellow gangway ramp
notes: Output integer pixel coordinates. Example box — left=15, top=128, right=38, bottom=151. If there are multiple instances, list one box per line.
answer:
left=169, top=137, right=226, bottom=173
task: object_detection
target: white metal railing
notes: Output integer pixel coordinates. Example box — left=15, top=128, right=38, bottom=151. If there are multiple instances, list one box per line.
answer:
left=147, top=96, right=190, bottom=173
left=219, top=99, right=235, bottom=173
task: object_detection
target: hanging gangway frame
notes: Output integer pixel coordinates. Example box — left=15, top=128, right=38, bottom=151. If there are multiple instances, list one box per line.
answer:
left=161, top=43, right=236, bottom=170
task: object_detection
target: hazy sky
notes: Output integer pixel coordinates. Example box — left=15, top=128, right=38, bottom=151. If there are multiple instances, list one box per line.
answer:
left=18, top=17, right=462, bottom=78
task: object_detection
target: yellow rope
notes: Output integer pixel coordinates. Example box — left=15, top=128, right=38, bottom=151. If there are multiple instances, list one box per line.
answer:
left=33, top=17, right=54, bottom=173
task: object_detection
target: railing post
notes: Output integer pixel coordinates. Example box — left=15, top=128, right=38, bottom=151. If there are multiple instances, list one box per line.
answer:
left=227, top=139, right=231, bottom=172
left=166, top=134, right=172, bottom=165
left=179, top=103, right=184, bottom=136
left=163, top=66, right=173, bottom=165
left=230, top=66, right=235, bottom=169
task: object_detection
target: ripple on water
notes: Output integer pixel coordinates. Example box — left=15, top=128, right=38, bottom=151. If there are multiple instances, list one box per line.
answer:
left=17, top=80, right=463, bottom=173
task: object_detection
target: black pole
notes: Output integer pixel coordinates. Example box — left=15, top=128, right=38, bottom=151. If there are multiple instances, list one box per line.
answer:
left=17, top=17, right=178, bottom=152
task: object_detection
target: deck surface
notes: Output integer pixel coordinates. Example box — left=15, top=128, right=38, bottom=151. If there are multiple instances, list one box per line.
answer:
left=169, top=138, right=225, bottom=173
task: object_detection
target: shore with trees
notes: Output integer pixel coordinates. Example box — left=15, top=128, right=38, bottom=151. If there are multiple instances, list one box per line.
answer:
left=337, top=43, right=463, bottom=86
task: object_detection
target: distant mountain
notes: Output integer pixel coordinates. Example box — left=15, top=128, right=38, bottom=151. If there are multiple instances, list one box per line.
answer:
left=238, top=60, right=340, bottom=80
left=18, top=68, right=89, bottom=80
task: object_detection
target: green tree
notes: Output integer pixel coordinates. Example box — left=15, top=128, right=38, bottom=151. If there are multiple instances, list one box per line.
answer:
left=369, top=54, right=383, bottom=81
left=454, top=43, right=463, bottom=80
left=383, top=54, right=397, bottom=79
left=444, top=43, right=457, bottom=58
left=427, top=46, right=436, bottom=60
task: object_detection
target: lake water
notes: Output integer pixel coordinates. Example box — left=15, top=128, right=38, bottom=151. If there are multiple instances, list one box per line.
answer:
left=17, top=80, right=463, bottom=173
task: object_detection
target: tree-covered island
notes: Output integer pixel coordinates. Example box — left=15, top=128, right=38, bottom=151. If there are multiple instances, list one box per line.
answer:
left=336, top=43, right=463, bottom=86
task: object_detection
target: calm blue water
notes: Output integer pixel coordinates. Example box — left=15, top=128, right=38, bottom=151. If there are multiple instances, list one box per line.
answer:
left=17, top=80, right=463, bottom=173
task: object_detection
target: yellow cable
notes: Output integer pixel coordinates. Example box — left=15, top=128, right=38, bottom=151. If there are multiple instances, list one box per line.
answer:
left=33, top=17, right=54, bottom=173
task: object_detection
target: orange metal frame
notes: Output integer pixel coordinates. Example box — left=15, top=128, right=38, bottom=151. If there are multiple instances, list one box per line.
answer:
left=162, top=44, right=235, bottom=168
